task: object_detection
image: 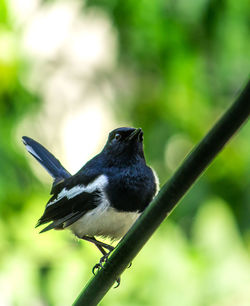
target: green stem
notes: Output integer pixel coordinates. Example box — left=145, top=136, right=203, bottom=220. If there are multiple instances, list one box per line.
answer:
left=73, top=80, right=250, bottom=306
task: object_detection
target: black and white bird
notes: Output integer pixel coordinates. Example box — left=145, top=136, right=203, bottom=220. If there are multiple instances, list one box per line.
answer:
left=22, top=127, right=158, bottom=271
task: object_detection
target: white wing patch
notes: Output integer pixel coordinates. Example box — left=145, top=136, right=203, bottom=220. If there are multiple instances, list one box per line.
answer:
left=47, top=174, right=108, bottom=207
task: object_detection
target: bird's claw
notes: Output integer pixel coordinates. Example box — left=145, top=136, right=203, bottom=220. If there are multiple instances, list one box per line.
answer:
left=92, top=263, right=101, bottom=275
left=91, top=253, right=121, bottom=287
left=114, top=276, right=121, bottom=288
left=92, top=253, right=110, bottom=275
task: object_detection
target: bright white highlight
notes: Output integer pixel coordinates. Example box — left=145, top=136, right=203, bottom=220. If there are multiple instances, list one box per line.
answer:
left=62, top=100, right=114, bottom=173
left=22, top=2, right=76, bottom=58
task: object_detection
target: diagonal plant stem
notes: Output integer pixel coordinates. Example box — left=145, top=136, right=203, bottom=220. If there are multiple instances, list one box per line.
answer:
left=73, top=80, right=250, bottom=306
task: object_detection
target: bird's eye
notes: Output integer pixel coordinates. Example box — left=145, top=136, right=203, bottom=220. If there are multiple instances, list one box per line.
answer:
left=115, top=133, right=121, bottom=141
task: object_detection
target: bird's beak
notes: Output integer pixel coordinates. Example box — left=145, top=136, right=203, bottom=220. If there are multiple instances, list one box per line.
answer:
left=128, top=128, right=143, bottom=141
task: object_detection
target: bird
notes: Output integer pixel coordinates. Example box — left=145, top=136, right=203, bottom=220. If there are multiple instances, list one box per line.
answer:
left=22, top=127, right=159, bottom=277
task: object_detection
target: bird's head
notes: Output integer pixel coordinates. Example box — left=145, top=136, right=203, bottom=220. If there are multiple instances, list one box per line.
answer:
left=103, top=127, right=145, bottom=163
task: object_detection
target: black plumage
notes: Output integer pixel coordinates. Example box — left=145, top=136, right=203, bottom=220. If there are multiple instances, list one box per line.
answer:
left=23, top=127, right=158, bottom=240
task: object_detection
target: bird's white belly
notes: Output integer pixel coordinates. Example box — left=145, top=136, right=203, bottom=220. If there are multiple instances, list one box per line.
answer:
left=69, top=205, right=140, bottom=240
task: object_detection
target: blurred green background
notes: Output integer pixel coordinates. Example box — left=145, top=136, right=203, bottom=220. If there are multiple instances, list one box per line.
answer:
left=0, top=0, right=249, bottom=305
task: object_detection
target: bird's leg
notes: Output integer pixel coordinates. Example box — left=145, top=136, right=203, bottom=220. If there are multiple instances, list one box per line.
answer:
left=95, top=243, right=107, bottom=256
left=81, top=235, right=121, bottom=287
left=81, top=236, right=114, bottom=270
left=81, top=235, right=114, bottom=252
left=83, top=236, right=108, bottom=256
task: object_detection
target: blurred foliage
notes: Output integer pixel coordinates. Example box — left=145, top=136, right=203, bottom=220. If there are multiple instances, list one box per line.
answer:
left=85, top=0, right=250, bottom=233
left=0, top=0, right=249, bottom=305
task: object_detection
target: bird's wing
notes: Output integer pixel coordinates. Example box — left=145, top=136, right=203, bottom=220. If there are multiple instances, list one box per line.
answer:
left=22, top=136, right=71, bottom=192
left=36, top=174, right=109, bottom=233
left=37, top=188, right=102, bottom=233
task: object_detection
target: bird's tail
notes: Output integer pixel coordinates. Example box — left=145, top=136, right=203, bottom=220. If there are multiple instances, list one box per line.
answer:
left=22, top=136, right=71, bottom=187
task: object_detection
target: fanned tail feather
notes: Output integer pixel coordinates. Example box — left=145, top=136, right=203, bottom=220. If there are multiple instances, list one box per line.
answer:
left=22, top=136, right=71, bottom=182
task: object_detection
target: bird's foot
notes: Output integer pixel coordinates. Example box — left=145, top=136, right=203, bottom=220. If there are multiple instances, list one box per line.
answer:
left=92, top=252, right=110, bottom=275
left=92, top=252, right=121, bottom=288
